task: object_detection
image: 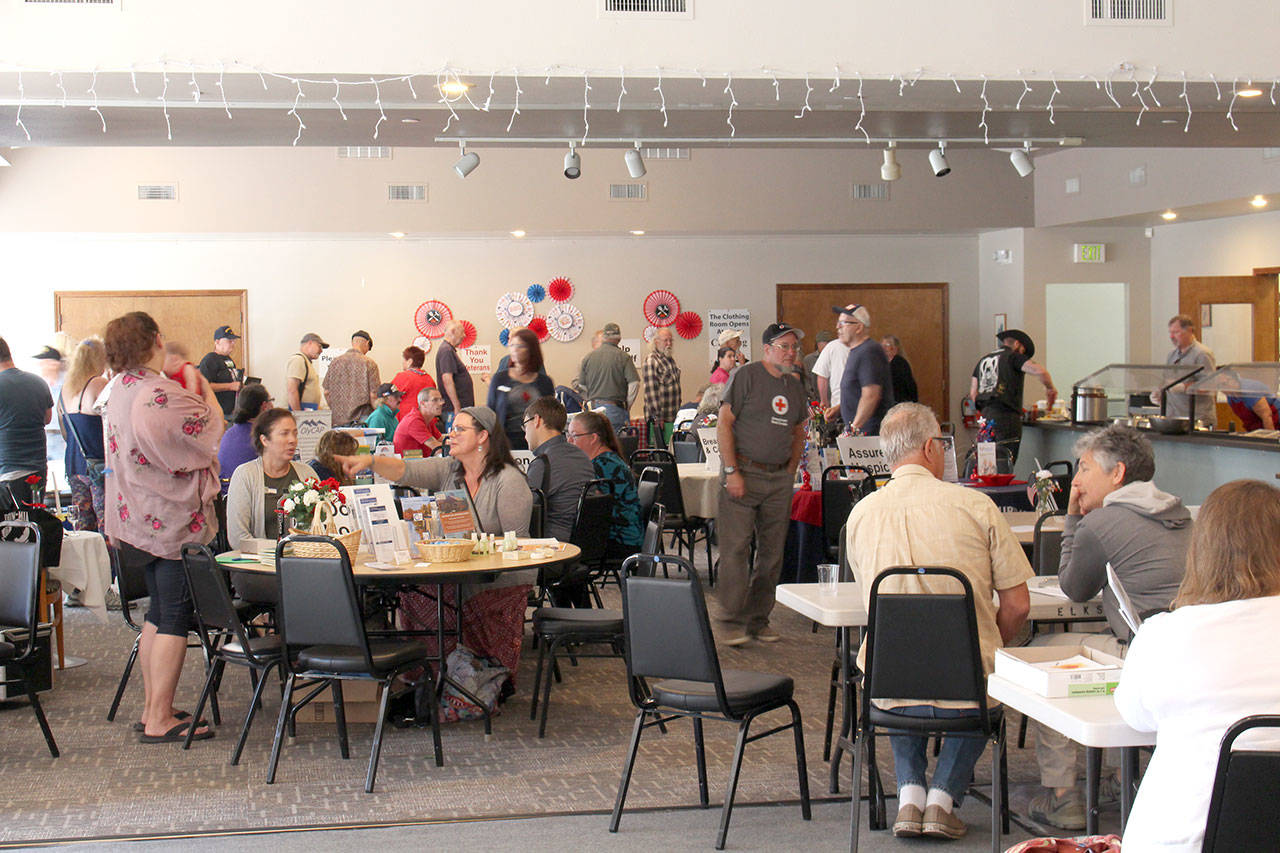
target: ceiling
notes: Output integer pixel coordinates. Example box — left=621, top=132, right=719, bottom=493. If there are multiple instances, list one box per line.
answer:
left=1, top=73, right=1278, bottom=150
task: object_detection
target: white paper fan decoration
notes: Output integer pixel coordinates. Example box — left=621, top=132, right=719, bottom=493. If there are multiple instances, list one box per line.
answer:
left=546, top=303, right=585, bottom=342
left=643, top=325, right=659, bottom=342
left=495, top=291, right=534, bottom=330
left=413, top=335, right=433, bottom=354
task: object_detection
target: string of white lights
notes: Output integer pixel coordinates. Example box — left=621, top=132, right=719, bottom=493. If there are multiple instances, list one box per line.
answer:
left=1046, top=73, right=1060, bottom=124
left=371, top=76, right=386, bottom=139
left=723, top=73, right=737, bottom=137
left=581, top=71, right=591, bottom=145
left=1180, top=71, right=1193, bottom=133
left=978, top=74, right=990, bottom=144
left=217, top=63, right=232, bottom=119
left=158, top=64, right=171, bottom=140
left=853, top=72, right=868, bottom=143
left=88, top=68, right=105, bottom=132
left=1226, top=77, right=1239, bottom=132
left=330, top=79, right=346, bottom=121
left=287, top=78, right=306, bottom=145
left=795, top=72, right=812, bottom=119
left=1016, top=72, right=1031, bottom=110
left=14, top=70, right=29, bottom=141
left=506, top=70, right=521, bottom=133
left=653, top=67, right=667, bottom=128
left=616, top=66, right=626, bottom=113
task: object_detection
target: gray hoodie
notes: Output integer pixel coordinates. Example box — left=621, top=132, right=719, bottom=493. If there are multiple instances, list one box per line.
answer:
left=1058, top=480, right=1191, bottom=640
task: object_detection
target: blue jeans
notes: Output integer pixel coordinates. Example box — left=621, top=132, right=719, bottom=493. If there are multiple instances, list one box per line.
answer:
left=885, top=705, right=987, bottom=805
left=596, top=403, right=630, bottom=432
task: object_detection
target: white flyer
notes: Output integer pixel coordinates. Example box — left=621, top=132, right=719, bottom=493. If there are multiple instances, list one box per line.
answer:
left=697, top=427, right=721, bottom=472
left=707, top=309, right=752, bottom=362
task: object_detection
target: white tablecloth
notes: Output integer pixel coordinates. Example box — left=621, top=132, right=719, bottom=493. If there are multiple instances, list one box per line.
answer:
left=677, top=463, right=720, bottom=519
left=51, top=530, right=111, bottom=622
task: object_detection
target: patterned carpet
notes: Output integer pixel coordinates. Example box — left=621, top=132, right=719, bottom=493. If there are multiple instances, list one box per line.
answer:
left=0, top=574, right=1070, bottom=844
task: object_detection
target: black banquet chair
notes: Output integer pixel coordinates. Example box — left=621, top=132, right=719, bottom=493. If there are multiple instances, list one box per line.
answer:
left=1201, top=714, right=1280, bottom=852
left=631, top=449, right=715, bottom=582
left=820, top=464, right=876, bottom=562
left=609, top=553, right=810, bottom=850
left=266, top=535, right=442, bottom=793
left=0, top=521, right=58, bottom=757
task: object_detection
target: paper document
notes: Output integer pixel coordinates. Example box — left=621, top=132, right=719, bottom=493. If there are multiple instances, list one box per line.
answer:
left=1106, top=561, right=1143, bottom=636
left=1033, top=654, right=1114, bottom=672
left=1028, top=576, right=1072, bottom=600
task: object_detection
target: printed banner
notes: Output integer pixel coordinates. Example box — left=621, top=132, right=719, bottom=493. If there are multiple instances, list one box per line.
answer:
left=707, top=309, right=752, bottom=363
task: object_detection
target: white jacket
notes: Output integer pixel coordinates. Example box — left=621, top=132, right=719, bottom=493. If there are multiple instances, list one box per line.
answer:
left=225, top=457, right=317, bottom=550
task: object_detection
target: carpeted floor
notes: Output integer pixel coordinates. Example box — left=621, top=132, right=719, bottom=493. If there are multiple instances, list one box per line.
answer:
left=0, top=565, right=1124, bottom=845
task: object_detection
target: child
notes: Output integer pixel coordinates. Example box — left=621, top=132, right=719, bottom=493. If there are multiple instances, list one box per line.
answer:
left=163, top=341, right=222, bottom=412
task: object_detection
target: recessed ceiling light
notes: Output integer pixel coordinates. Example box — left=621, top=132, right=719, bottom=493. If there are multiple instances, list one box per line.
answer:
left=400, top=117, right=420, bottom=124
left=510, top=230, right=526, bottom=238
left=629, top=230, right=645, bottom=236
left=389, top=231, right=407, bottom=239
left=439, top=81, right=470, bottom=97
left=1238, top=88, right=1264, bottom=98
left=1160, top=211, right=1178, bottom=221
left=1251, top=195, right=1268, bottom=208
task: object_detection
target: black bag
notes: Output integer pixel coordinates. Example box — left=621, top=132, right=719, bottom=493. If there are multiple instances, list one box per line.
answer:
left=0, top=485, right=64, bottom=568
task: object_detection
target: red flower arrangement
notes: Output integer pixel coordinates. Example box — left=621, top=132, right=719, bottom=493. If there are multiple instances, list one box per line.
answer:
left=674, top=311, right=703, bottom=339
left=527, top=316, right=550, bottom=342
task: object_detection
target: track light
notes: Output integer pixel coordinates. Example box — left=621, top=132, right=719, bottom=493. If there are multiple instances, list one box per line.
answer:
left=625, top=144, right=646, bottom=179
left=453, top=143, right=479, bottom=178
left=1010, top=144, right=1034, bottom=178
left=929, top=143, right=950, bottom=177
left=880, top=143, right=900, bottom=182
left=563, top=143, right=581, bottom=179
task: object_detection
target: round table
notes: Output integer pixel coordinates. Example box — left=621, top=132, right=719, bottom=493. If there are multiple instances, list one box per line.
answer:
left=220, top=541, right=581, bottom=582
left=676, top=462, right=720, bottom=518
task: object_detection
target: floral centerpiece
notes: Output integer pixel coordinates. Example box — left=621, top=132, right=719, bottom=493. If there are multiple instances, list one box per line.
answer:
left=1031, top=468, right=1061, bottom=514
left=276, top=478, right=361, bottom=558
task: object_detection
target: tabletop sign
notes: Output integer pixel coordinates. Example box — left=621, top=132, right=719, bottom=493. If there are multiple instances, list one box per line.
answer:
left=835, top=435, right=890, bottom=477
left=461, top=345, right=491, bottom=379
left=939, top=434, right=959, bottom=482
left=619, top=339, right=644, bottom=370
left=976, top=441, right=997, bottom=476
left=697, top=427, right=721, bottom=472
left=292, top=409, right=332, bottom=465
left=509, top=450, right=535, bottom=475
left=1072, top=243, right=1106, bottom=263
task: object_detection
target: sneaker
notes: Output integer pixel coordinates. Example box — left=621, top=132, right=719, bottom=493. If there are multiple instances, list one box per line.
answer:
left=753, top=628, right=781, bottom=643
left=921, top=803, right=968, bottom=839
left=1027, top=788, right=1086, bottom=831
left=892, top=803, right=923, bottom=837
left=104, top=588, right=123, bottom=611
left=721, top=632, right=751, bottom=647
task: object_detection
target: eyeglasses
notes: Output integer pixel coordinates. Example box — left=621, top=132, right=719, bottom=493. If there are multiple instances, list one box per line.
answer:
left=448, top=425, right=481, bottom=435
left=522, top=416, right=536, bottom=427
left=566, top=431, right=591, bottom=441
left=769, top=342, right=801, bottom=352
left=836, top=320, right=859, bottom=327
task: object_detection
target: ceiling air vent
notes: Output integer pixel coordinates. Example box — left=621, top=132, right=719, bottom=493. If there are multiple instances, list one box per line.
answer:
left=338, top=146, right=393, bottom=159
left=24, top=0, right=117, bottom=5
left=1085, top=0, right=1171, bottom=25
left=388, top=184, right=427, bottom=202
left=641, top=147, right=690, bottom=160
left=609, top=183, right=648, bottom=201
left=601, top=0, right=692, bottom=19
left=137, top=184, right=177, bottom=201
left=851, top=182, right=889, bottom=201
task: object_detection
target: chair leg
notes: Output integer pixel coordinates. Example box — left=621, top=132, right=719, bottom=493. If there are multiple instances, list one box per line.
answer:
left=609, top=709, right=647, bottom=834
left=331, top=680, right=350, bottom=760
left=45, top=591, right=64, bottom=671
left=849, top=730, right=863, bottom=852
left=990, top=734, right=1005, bottom=853
left=529, top=632, right=548, bottom=721
left=1000, top=724, right=1011, bottom=834
left=23, top=670, right=58, bottom=758
left=537, top=638, right=561, bottom=739
left=867, top=735, right=886, bottom=830
left=232, top=661, right=277, bottom=766
left=823, top=657, right=839, bottom=761
left=364, top=678, right=395, bottom=794
left=183, top=658, right=222, bottom=750
left=1016, top=713, right=1028, bottom=749
left=424, top=667, right=444, bottom=768
left=693, top=716, right=709, bottom=808
left=715, top=717, right=753, bottom=850
left=789, top=701, right=812, bottom=821
left=266, top=675, right=296, bottom=784
left=106, top=635, right=140, bottom=722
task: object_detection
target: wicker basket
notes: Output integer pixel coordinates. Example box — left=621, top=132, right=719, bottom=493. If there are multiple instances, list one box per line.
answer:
left=285, top=499, right=362, bottom=560
left=415, top=539, right=475, bottom=563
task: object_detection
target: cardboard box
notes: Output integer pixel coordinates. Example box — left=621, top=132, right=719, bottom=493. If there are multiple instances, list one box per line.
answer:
left=994, top=645, right=1124, bottom=698
left=0, top=625, right=53, bottom=700
left=295, top=680, right=384, bottom=725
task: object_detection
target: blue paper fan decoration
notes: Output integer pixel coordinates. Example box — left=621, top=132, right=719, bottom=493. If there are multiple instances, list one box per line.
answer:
left=498, top=328, right=510, bottom=346
left=527, top=283, right=547, bottom=304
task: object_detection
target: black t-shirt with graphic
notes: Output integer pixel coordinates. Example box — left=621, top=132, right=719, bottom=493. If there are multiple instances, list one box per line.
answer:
left=972, top=346, right=1029, bottom=413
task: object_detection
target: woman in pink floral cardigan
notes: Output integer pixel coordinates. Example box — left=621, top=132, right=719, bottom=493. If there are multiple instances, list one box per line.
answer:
left=102, top=312, right=224, bottom=744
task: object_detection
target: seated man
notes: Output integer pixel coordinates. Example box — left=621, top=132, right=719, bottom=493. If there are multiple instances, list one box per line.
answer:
left=393, top=387, right=445, bottom=456
left=846, top=402, right=1031, bottom=841
left=366, top=382, right=402, bottom=444
left=1027, top=425, right=1191, bottom=831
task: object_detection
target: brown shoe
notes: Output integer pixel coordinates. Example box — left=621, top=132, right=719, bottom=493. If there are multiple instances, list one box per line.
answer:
left=922, top=803, right=968, bottom=839
left=892, top=803, right=924, bottom=837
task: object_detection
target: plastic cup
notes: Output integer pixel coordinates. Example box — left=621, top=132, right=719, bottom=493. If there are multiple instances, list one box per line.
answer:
left=816, top=563, right=839, bottom=596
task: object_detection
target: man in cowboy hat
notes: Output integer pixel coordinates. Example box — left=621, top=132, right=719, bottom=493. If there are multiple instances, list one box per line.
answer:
left=969, top=329, right=1057, bottom=463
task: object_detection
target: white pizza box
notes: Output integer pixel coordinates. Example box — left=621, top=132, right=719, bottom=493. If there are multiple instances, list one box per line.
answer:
left=994, top=645, right=1124, bottom=698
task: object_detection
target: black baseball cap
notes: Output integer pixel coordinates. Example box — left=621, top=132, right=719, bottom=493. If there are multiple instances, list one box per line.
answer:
left=214, top=325, right=241, bottom=341
left=377, top=382, right=401, bottom=398
left=352, top=330, right=373, bottom=350
left=33, top=346, right=61, bottom=361
left=762, top=322, right=805, bottom=345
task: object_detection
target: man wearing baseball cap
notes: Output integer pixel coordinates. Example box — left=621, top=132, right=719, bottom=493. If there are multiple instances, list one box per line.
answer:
left=969, top=329, right=1057, bottom=463
left=323, top=330, right=381, bottom=426
left=198, top=325, right=243, bottom=418
left=366, top=382, right=403, bottom=442
left=285, top=332, right=328, bottom=411
left=715, top=321, right=809, bottom=645
left=715, top=328, right=748, bottom=366
left=834, top=304, right=895, bottom=436
left=573, top=321, right=640, bottom=431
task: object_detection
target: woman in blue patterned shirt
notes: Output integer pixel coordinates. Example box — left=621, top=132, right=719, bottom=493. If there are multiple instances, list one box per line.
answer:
left=567, top=410, right=643, bottom=558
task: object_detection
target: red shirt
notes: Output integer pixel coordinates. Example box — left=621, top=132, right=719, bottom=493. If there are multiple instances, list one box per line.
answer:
left=393, top=369, right=436, bottom=422
left=393, top=407, right=443, bottom=455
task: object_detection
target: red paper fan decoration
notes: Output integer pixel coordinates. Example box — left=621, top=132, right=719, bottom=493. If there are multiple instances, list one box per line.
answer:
left=674, top=311, right=703, bottom=339
left=414, top=300, right=453, bottom=338
left=459, top=320, right=477, bottom=350
left=527, top=316, right=550, bottom=342
left=643, top=290, right=680, bottom=327
left=547, top=276, right=574, bottom=302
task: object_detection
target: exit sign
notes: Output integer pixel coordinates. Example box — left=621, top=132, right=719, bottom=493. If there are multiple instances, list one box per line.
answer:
left=1073, top=243, right=1107, bottom=263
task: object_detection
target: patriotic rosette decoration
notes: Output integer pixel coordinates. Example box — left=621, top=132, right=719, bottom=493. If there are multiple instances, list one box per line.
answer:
left=546, top=303, right=585, bottom=342
left=642, top=325, right=658, bottom=342
left=459, top=320, right=477, bottom=349
left=414, top=300, right=453, bottom=338
left=413, top=335, right=433, bottom=354
left=498, top=328, right=510, bottom=346
left=495, top=291, right=534, bottom=329
left=674, top=311, right=703, bottom=339
left=643, top=289, right=680, bottom=327
left=526, top=283, right=546, bottom=304
left=547, top=276, right=574, bottom=302
left=527, top=316, right=550, bottom=342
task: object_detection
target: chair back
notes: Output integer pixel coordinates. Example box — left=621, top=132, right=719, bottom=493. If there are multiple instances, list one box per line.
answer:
left=1202, top=714, right=1280, bottom=852
left=837, top=521, right=852, bottom=582
left=275, top=536, right=371, bottom=668
left=821, top=465, right=876, bottom=553
left=209, top=492, right=230, bottom=555
left=630, top=451, right=687, bottom=520
left=180, top=543, right=266, bottom=664
left=672, top=438, right=704, bottom=464
left=529, top=488, right=546, bottom=539
left=1032, top=510, right=1066, bottom=575
left=570, top=481, right=614, bottom=567
left=646, top=416, right=667, bottom=451
left=1045, top=459, right=1073, bottom=495
left=636, top=466, right=663, bottom=522
left=641, top=504, right=666, bottom=555
left=0, top=521, right=42, bottom=659
left=106, top=540, right=151, bottom=632
left=616, top=424, right=641, bottom=464
left=863, top=566, right=993, bottom=729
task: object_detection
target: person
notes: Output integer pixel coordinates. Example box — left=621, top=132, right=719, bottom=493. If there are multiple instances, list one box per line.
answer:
left=715, top=322, right=809, bottom=646
left=1024, top=425, right=1192, bottom=831
left=226, top=407, right=315, bottom=549
left=1223, top=373, right=1279, bottom=431
left=574, top=321, right=640, bottom=431
left=217, top=384, right=273, bottom=494
left=813, top=309, right=854, bottom=426
left=715, top=328, right=748, bottom=366
left=568, top=410, right=644, bottom=560
left=32, top=345, right=64, bottom=386
left=392, top=345, right=435, bottom=422
left=322, top=330, right=380, bottom=426
left=488, top=328, right=555, bottom=449
left=33, top=344, right=66, bottom=489
left=308, top=429, right=358, bottom=485
left=197, top=325, right=243, bottom=419
left=642, top=327, right=682, bottom=445
left=162, top=341, right=221, bottom=412
left=845, top=402, right=1032, bottom=840
left=337, top=406, right=533, bottom=675
left=835, top=304, right=895, bottom=435
left=393, top=387, right=445, bottom=456
left=0, top=336, right=54, bottom=507
left=881, top=334, right=919, bottom=404
left=366, top=382, right=402, bottom=442
left=285, top=332, right=327, bottom=411
left=1114, top=479, right=1280, bottom=851
left=708, top=346, right=737, bottom=385
left=435, top=320, right=475, bottom=424
left=1163, top=313, right=1218, bottom=427
left=524, top=396, right=594, bottom=542
left=589, top=329, right=604, bottom=350
left=802, top=329, right=833, bottom=401
left=969, top=329, right=1057, bottom=464
left=101, top=311, right=224, bottom=743
left=58, top=336, right=108, bottom=531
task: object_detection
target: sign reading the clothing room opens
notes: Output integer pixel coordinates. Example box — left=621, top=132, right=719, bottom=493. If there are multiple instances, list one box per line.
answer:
left=1072, top=243, right=1106, bottom=263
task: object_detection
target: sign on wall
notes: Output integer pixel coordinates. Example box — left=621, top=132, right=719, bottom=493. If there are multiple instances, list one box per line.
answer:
left=461, top=345, right=491, bottom=377
left=707, top=309, right=752, bottom=363
left=619, top=339, right=644, bottom=370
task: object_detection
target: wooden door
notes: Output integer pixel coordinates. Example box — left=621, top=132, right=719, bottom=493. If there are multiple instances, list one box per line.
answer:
left=777, top=283, right=949, bottom=418
left=1179, top=274, right=1278, bottom=426
left=54, top=290, right=249, bottom=375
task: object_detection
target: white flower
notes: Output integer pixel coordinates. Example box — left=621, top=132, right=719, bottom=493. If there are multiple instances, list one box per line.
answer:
left=1035, top=469, right=1052, bottom=481
left=289, top=481, right=306, bottom=492
left=303, top=491, right=318, bottom=506
left=282, top=498, right=296, bottom=512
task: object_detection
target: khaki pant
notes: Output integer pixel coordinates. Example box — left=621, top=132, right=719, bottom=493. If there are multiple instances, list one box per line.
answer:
left=714, top=465, right=795, bottom=634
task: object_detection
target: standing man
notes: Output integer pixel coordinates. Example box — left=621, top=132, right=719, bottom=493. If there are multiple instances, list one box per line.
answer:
left=846, top=402, right=1031, bottom=840
left=813, top=313, right=854, bottom=427
left=969, top=329, right=1057, bottom=463
left=574, top=322, right=640, bottom=431
left=435, top=320, right=475, bottom=428
left=881, top=335, right=919, bottom=403
left=393, top=387, right=445, bottom=456
left=198, top=325, right=243, bottom=419
left=642, top=327, right=682, bottom=446
left=802, top=330, right=833, bottom=402
left=285, top=332, right=327, bottom=412
left=323, top=330, right=381, bottom=426
left=715, top=322, right=809, bottom=646
left=836, top=304, right=895, bottom=436
left=366, top=382, right=402, bottom=442
left=1163, top=314, right=1217, bottom=427
left=0, top=336, right=54, bottom=506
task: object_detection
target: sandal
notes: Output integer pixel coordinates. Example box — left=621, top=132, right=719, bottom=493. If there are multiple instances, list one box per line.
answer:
left=132, top=709, right=191, bottom=733
left=139, top=720, right=215, bottom=744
